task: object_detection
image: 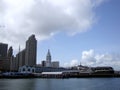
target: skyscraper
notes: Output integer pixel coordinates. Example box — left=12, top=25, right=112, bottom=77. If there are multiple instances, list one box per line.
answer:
left=25, top=34, right=37, bottom=66
left=7, top=46, right=13, bottom=58
left=0, top=43, right=10, bottom=71
left=15, top=53, right=20, bottom=70
left=0, top=43, right=8, bottom=58
left=19, top=49, right=25, bottom=67
left=46, top=49, right=51, bottom=67
left=10, top=55, right=16, bottom=71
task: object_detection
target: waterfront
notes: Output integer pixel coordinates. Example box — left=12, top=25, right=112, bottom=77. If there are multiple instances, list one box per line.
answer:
left=0, top=78, right=120, bottom=90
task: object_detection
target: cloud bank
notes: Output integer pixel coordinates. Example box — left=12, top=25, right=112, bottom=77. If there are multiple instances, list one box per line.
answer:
left=64, top=59, right=79, bottom=67
left=0, top=0, right=104, bottom=50
left=64, top=49, right=120, bottom=70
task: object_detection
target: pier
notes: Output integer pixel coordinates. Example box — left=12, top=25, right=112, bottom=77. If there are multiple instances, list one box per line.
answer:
left=1, top=72, right=120, bottom=79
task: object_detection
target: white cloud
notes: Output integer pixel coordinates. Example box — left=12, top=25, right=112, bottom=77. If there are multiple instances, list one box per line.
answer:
left=81, top=49, right=120, bottom=70
left=0, top=0, right=105, bottom=51
left=63, top=49, right=120, bottom=70
left=81, top=49, right=96, bottom=66
left=64, top=50, right=120, bottom=70
left=64, top=59, right=79, bottom=67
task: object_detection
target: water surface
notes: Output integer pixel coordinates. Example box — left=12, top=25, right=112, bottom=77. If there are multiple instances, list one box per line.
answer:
left=0, top=78, right=120, bottom=90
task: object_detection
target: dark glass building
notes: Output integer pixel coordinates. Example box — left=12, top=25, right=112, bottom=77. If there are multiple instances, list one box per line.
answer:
left=0, top=43, right=8, bottom=58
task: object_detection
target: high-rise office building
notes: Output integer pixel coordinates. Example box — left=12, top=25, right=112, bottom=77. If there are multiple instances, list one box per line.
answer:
left=10, top=46, right=21, bottom=71
left=25, top=34, right=37, bottom=66
left=19, top=49, right=25, bottom=67
left=10, top=55, right=16, bottom=71
left=46, top=49, right=51, bottom=67
left=0, top=43, right=8, bottom=58
left=0, top=43, right=10, bottom=71
left=7, top=46, right=13, bottom=58
left=0, top=58, right=10, bottom=71
left=15, top=53, right=20, bottom=70
left=7, top=46, right=14, bottom=71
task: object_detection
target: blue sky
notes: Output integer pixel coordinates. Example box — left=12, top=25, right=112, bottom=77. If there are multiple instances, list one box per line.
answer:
left=0, top=0, right=120, bottom=70
left=37, top=0, right=120, bottom=68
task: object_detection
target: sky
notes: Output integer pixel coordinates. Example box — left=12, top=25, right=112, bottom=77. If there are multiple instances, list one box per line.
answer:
left=0, top=0, right=120, bottom=70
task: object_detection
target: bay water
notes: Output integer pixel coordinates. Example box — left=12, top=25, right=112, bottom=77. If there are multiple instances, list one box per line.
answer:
left=0, top=78, right=120, bottom=90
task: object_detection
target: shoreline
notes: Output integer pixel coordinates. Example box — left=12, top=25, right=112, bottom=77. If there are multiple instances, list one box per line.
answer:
left=0, top=73, right=120, bottom=79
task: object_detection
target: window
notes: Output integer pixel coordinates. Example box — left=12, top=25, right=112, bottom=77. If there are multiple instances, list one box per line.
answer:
left=32, top=69, right=34, bottom=72
left=28, top=68, right=30, bottom=71
left=23, top=68, right=25, bottom=71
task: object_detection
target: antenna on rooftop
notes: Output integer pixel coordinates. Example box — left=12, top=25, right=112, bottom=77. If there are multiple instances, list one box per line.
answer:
left=19, top=45, right=21, bottom=53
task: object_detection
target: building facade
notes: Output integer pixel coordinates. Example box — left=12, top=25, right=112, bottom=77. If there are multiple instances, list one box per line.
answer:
left=10, top=56, right=17, bottom=71
left=41, top=60, right=46, bottom=67
left=0, top=58, right=10, bottom=72
left=51, top=61, right=59, bottom=68
left=15, top=53, right=20, bottom=70
left=19, top=49, right=25, bottom=67
left=0, top=43, right=8, bottom=58
left=0, top=44, right=13, bottom=72
left=19, top=65, right=35, bottom=73
left=7, top=46, right=13, bottom=58
left=25, top=34, right=37, bottom=66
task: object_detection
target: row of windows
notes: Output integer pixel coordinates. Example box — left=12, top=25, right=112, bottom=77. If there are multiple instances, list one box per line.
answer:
left=35, top=68, right=66, bottom=73
left=20, top=68, right=35, bottom=72
left=92, top=67, right=113, bottom=71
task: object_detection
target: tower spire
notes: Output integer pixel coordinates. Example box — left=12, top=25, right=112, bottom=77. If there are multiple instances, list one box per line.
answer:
left=47, top=49, right=51, bottom=57
left=19, top=45, right=20, bottom=53
left=46, top=49, right=51, bottom=67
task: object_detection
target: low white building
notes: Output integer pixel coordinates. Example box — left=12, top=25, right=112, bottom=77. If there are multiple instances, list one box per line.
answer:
left=19, top=65, right=35, bottom=73
left=51, top=61, right=59, bottom=68
left=42, top=72, right=62, bottom=75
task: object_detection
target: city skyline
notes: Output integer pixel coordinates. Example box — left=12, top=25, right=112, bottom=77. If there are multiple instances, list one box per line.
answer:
left=0, top=0, right=120, bottom=70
